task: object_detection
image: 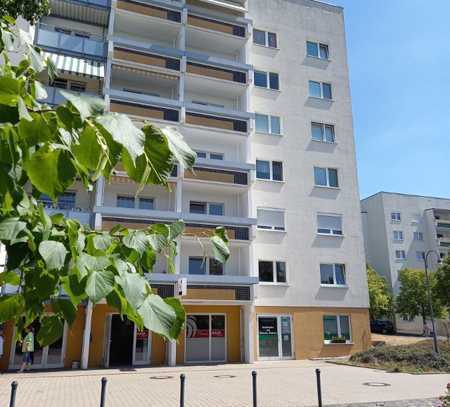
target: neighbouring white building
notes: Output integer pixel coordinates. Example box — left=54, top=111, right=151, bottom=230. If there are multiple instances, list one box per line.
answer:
left=1, top=0, right=370, bottom=370
left=361, top=191, right=450, bottom=334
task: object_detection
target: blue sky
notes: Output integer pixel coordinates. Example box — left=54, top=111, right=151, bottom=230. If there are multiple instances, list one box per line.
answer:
left=329, top=0, right=450, bottom=199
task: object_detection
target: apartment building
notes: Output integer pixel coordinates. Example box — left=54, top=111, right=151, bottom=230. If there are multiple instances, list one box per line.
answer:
left=0, top=0, right=370, bottom=370
left=361, top=192, right=450, bottom=334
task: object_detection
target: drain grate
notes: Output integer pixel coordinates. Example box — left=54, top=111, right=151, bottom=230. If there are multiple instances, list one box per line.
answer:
left=214, top=374, right=237, bottom=379
left=149, top=375, right=174, bottom=380
left=363, top=382, right=391, bottom=387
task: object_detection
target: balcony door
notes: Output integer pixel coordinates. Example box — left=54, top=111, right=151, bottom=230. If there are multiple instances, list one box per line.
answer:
left=257, top=315, right=293, bottom=360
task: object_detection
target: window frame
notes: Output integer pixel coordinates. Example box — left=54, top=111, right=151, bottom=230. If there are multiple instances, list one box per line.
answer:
left=308, top=80, right=332, bottom=100
left=256, top=159, right=284, bottom=182
left=257, top=207, right=286, bottom=232
left=317, top=213, right=343, bottom=236
left=323, top=315, right=352, bottom=344
left=311, top=122, right=335, bottom=143
left=390, top=212, right=401, bottom=223
left=255, top=113, right=282, bottom=135
left=416, top=251, right=425, bottom=261
left=393, top=230, right=404, bottom=242
left=188, top=256, right=224, bottom=275
left=253, top=29, right=278, bottom=49
left=258, top=260, right=287, bottom=284
left=195, top=150, right=224, bottom=161
left=395, top=250, right=406, bottom=260
left=306, top=40, right=329, bottom=60
left=254, top=70, right=280, bottom=90
left=320, top=263, right=347, bottom=287
left=314, top=166, right=339, bottom=188
left=117, top=195, right=155, bottom=210
left=189, top=200, right=225, bottom=216
left=413, top=231, right=424, bottom=241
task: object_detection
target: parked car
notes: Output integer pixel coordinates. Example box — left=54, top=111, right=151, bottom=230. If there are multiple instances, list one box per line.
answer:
left=370, top=319, right=395, bottom=334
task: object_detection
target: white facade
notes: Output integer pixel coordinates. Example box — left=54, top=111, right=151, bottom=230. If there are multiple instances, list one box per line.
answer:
left=361, top=191, right=450, bottom=333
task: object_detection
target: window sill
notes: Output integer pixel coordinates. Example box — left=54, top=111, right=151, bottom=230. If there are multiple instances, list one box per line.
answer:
left=308, top=96, right=334, bottom=102
left=259, top=282, right=289, bottom=286
left=311, top=139, right=336, bottom=145
left=256, top=178, right=285, bottom=184
left=316, top=233, right=344, bottom=238
left=390, top=220, right=401, bottom=224
left=306, top=55, right=331, bottom=62
left=253, top=43, right=280, bottom=51
left=257, top=227, right=286, bottom=233
left=254, top=86, right=281, bottom=93
left=323, top=341, right=353, bottom=345
left=392, top=240, right=404, bottom=243
left=314, top=185, right=340, bottom=190
left=320, top=284, right=348, bottom=289
left=395, top=259, right=407, bottom=262
left=255, top=131, right=283, bottom=137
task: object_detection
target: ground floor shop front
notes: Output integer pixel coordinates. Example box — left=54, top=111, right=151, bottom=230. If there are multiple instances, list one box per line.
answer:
left=0, top=304, right=370, bottom=371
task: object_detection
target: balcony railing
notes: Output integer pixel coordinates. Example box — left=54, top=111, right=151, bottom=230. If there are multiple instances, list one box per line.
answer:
left=36, top=25, right=106, bottom=58
left=67, top=0, right=110, bottom=7
left=43, top=207, right=92, bottom=225
left=110, top=100, right=180, bottom=122
left=42, top=86, right=99, bottom=106
left=113, top=47, right=180, bottom=70
left=187, top=14, right=245, bottom=37
left=184, top=167, right=248, bottom=185
left=184, top=224, right=249, bottom=240
left=117, top=0, right=181, bottom=22
left=186, top=62, right=246, bottom=83
left=185, top=112, right=247, bottom=132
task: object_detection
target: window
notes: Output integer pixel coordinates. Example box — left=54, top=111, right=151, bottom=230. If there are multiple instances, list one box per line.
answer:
left=256, top=160, right=283, bottom=181
left=258, top=261, right=286, bottom=283
left=314, top=167, right=339, bottom=188
left=308, top=80, right=332, bottom=100
left=320, top=264, right=346, bottom=286
left=416, top=251, right=425, bottom=261
left=393, top=230, right=404, bottom=241
left=311, top=122, right=335, bottom=143
left=306, top=41, right=329, bottom=59
left=413, top=231, right=424, bottom=241
left=69, top=81, right=86, bottom=92
left=253, top=29, right=277, bottom=48
left=323, top=315, right=351, bottom=342
left=117, top=196, right=135, bottom=208
left=254, top=70, right=279, bottom=90
left=255, top=113, right=281, bottom=135
left=138, top=198, right=154, bottom=210
left=39, top=192, right=76, bottom=210
left=395, top=250, right=406, bottom=260
left=195, top=150, right=224, bottom=160
left=317, top=214, right=343, bottom=236
left=188, top=257, right=223, bottom=275
left=192, top=100, right=225, bottom=109
left=391, top=212, right=401, bottom=222
left=189, top=201, right=224, bottom=216
left=257, top=208, right=285, bottom=231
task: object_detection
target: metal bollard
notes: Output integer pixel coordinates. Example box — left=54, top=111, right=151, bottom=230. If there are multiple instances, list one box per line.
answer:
left=9, top=381, right=18, bottom=407
left=180, top=374, right=186, bottom=407
left=315, top=368, right=323, bottom=407
left=252, top=370, right=257, bottom=407
left=100, top=377, right=107, bottom=407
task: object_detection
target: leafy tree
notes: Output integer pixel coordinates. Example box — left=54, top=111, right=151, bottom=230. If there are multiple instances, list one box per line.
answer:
left=0, top=1, right=49, bottom=24
left=396, top=268, right=444, bottom=328
left=435, top=255, right=450, bottom=309
left=367, top=264, right=393, bottom=320
left=0, top=18, right=229, bottom=346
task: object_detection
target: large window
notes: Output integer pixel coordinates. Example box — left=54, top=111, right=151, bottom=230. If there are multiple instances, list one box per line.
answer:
left=253, top=29, right=277, bottom=48
left=317, top=214, right=343, bottom=236
left=189, top=201, right=224, bottom=216
left=311, top=122, right=335, bottom=143
left=255, top=113, right=281, bottom=135
left=323, top=315, right=351, bottom=343
left=258, top=261, right=287, bottom=283
left=395, top=250, right=406, bottom=260
left=195, top=150, right=224, bottom=161
left=320, top=264, right=346, bottom=286
left=188, top=257, right=223, bottom=275
left=39, top=192, right=76, bottom=210
left=117, top=196, right=135, bottom=209
left=117, top=196, right=154, bottom=210
left=256, top=160, right=283, bottom=181
left=391, top=212, right=401, bottom=222
left=393, top=230, right=404, bottom=242
left=254, top=70, right=279, bottom=90
left=306, top=41, right=329, bottom=59
left=413, top=231, right=424, bottom=241
left=257, top=208, right=285, bottom=231
left=308, top=80, right=332, bottom=100
left=314, top=167, right=339, bottom=188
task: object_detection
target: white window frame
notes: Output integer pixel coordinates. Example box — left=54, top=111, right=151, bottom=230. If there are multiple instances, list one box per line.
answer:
left=257, top=314, right=294, bottom=360
left=256, top=159, right=284, bottom=182
left=254, top=70, right=280, bottom=90
left=306, top=40, right=329, bottom=60
left=187, top=256, right=224, bottom=275
left=317, top=213, right=343, bottom=236
left=258, top=260, right=287, bottom=284
left=255, top=113, right=282, bottom=135
left=195, top=150, right=224, bottom=160
left=413, top=231, right=424, bottom=241
left=393, top=230, right=404, bottom=242
left=253, top=29, right=278, bottom=48
left=311, top=122, right=335, bottom=143
left=320, top=263, right=347, bottom=287
left=117, top=195, right=154, bottom=210
left=257, top=207, right=286, bottom=232
left=391, top=212, right=401, bottom=223
left=323, top=315, right=352, bottom=344
left=189, top=201, right=225, bottom=216
left=314, top=166, right=339, bottom=188
left=308, top=80, right=332, bottom=100
left=395, top=250, right=406, bottom=260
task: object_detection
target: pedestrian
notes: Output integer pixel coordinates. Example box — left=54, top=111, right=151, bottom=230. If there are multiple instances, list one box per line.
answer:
left=19, top=326, right=34, bottom=372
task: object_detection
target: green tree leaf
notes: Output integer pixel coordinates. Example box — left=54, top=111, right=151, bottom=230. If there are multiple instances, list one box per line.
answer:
left=367, top=265, right=393, bottom=320
left=123, top=230, right=149, bottom=256
left=38, top=240, right=67, bottom=270
left=116, top=272, right=147, bottom=309
left=0, top=294, right=24, bottom=324
left=161, top=126, right=196, bottom=169
left=52, top=298, right=77, bottom=325
left=0, top=217, right=26, bottom=240
left=60, top=91, right=105, bottom=121
left=37, top=315, right=64, bottom=347
left=0, top=271, right=20, bottom=285
left=86, top=269, right=115, bottom=303
left=211, top=227, right=230, bottom=263
left=0, top=77, right=19, bottom=106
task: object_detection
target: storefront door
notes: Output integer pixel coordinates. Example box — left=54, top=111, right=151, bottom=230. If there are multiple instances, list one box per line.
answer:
left=257, top=315, right=293, bottom=360
left=185, top=314, right=226, bottom=363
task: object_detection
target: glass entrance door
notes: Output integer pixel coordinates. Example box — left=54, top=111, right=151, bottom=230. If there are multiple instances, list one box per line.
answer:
left=258, top=315, right=293, bottom=360
left=133, top=327, right=151, bottom=365
left=185, top=314, right=226, bottom=363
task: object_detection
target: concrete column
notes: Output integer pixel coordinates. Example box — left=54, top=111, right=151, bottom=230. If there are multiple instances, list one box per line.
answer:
left=167, top=340, right=177, bottom=366
left=243, top=304, right=255, bottom=363
left=81, top=300, right=93, bottom=370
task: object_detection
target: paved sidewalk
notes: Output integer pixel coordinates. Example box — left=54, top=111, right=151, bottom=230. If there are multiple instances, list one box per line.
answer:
left=0, top=360, right=448, bottom=406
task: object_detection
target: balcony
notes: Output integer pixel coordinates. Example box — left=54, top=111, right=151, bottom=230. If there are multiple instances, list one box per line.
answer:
left=44, top=207, right=92, bottom=225
left=49, top=0, right=110, bottom=26
left=113, top=46, right=180, bottom=72
left=185, top=111, right=248, bottom=133
left=42, top=86, right=100, bottom=106
left=183, top=223, right=250, bottom=241
left=117, top=0, right=181, bottom=21
left=35, top=25, right=106, bottom=59
left=187, top=0, right=247, bottom=15
left=184, top=166, right=248, bottom=186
